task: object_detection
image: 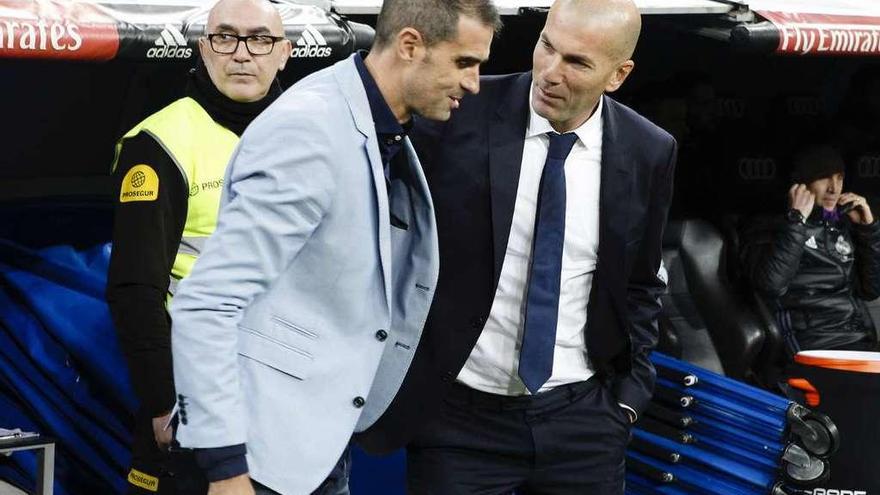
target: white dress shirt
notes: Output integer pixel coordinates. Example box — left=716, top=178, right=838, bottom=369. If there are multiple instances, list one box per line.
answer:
left=457, top=91, right=604, bottom=396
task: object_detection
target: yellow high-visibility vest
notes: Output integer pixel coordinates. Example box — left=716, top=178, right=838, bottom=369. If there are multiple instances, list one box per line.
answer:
left=113, top=97, right=238, bottom=298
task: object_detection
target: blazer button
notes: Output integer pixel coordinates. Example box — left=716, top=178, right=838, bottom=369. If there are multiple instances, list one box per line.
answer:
left=353, top=396, right=366, bottom=408
left=375, top=330, right=388, bottom=342
left=471, top=316, right=486, bottom=329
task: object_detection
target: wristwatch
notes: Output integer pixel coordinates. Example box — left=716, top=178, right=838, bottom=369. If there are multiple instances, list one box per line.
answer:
left=786, top=208, right=805, bottom=224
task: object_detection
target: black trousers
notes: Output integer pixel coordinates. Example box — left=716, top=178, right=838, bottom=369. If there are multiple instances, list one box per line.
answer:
left=407, top=377, right=630, bottom=495
left=126, top=409, right=207, bottom=495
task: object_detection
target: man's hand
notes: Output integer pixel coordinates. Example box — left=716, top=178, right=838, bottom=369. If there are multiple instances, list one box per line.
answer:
left=839, top=193, right=875, bottom=225
left=151, top=412, right=174, bottom=451
left=789, top=184, right=815, bottom=220
left=208, top=474, right=255, bottom=495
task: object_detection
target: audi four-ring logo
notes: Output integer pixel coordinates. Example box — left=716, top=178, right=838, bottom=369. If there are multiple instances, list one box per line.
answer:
left=714, top=98, right=745, bottom=119
left=857, top=155, right=880, bottom=178
left=786, top=97, right=822, bottom=117
left=738, top=158, right=777, bottom=180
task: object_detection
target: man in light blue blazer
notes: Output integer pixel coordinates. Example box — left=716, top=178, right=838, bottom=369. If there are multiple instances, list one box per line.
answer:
left=169, top=1, right=500, bottom=494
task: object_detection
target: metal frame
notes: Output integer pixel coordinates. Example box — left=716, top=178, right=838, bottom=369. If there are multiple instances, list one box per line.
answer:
left=0, top=438, right=55, bottom=495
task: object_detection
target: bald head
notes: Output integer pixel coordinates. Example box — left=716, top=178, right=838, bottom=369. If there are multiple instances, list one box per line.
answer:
left=199, top=0, right=291, bottom=102
left=551, top=0, right=641, bottom=62
left=531, top=0, right=640, bottom=132
left=207, top=0, right=284, bottom=34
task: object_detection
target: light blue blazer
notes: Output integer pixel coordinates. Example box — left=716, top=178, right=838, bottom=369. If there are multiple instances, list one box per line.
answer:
left=170, top=54, right=439, bottom=494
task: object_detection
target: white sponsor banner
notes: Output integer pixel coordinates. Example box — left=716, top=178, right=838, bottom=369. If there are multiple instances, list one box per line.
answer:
left=331, top=0, right=732, bottom=15
left=758, top=10, right=880, bottom=55
left=742, top=0, right=880, bottom=17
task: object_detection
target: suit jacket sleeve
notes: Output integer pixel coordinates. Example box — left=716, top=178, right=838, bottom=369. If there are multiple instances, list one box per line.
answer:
left=170, top=95, right=337, bottom=450
left=613, top=137, right=677, bottom=418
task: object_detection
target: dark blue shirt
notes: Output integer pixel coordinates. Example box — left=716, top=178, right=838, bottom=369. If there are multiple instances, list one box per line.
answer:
left=354, top=50, right=410, bottom=178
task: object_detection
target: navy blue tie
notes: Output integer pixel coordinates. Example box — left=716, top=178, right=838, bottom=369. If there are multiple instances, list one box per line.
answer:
left=519, top=132, right=579, bottom=394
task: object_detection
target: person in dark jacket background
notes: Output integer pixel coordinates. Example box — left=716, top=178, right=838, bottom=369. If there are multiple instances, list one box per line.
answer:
left=742, top=144, right=880, bottom=355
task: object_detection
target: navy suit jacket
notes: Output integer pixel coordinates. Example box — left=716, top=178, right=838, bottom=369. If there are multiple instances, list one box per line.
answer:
left=357, top=72, right=677, bottom=454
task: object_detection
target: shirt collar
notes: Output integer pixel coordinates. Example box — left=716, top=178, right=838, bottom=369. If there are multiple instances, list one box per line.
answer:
left=354, top=51, right=406, bottom=137
left=526, top=87, right=604, bottom=148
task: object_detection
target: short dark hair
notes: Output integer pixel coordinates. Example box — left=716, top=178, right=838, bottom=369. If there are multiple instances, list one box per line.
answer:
left=373, top=0, right=501, bottom=49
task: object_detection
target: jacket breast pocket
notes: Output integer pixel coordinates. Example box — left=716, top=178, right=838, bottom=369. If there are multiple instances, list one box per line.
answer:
left=237, top=326, right=313, bottom=380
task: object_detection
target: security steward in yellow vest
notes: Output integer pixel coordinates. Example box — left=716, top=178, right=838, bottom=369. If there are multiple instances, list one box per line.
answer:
left=106, top=2, right=291, bottom=492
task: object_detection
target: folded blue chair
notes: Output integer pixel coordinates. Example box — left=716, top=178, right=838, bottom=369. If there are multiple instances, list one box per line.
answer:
left=627, top=473, right=690, bottom=495
left=651, top=353, right=836, bottom=460
left=628, top=450, right=763, bottom=495
left=633, top=429, right=777, bottom=490
left=654, top=377, right=787, bottom=438
left=626, top=353, right=838, bottom=494
left=653, top=353, right=791, bottom=415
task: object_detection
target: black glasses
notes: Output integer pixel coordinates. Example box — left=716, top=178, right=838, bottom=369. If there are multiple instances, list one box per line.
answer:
left=206, top=33, right=285, bottom=55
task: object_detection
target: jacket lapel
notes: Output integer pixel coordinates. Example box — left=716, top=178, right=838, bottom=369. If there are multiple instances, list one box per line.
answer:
left=333, top=56, right=392, bottom=314
left=488, top=72, right=533, bottom=284
left=597, top=95, right=633, bottom=296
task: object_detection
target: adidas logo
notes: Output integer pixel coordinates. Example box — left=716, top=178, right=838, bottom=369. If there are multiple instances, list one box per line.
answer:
left=292, top=24, right=332, bottom=58
left=147, top=24, right=193, bottom=59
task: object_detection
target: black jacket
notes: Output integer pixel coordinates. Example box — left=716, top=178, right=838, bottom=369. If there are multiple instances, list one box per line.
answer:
left=742, top=210, right=880, bottom=352
left=356, top=73, right=676, bottom=454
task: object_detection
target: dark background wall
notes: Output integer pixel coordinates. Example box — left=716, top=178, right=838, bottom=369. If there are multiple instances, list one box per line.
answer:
left=1, top=12, right=878, bottom=220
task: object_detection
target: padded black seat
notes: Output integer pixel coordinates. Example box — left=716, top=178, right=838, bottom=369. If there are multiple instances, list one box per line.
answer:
left=660, top=219, right=765, bottom=379
left=660, top=243, right=723, bottom=373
